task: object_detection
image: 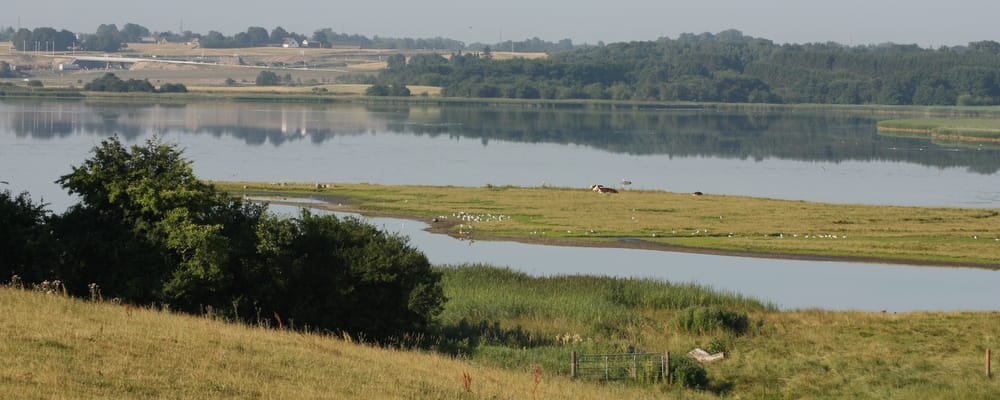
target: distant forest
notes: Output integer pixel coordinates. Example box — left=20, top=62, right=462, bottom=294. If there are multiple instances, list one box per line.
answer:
left=379, top=30, right=1000, bottom=106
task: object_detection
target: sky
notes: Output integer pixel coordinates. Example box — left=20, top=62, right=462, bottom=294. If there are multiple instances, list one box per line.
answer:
left=4, top=0, right=999, bottom=47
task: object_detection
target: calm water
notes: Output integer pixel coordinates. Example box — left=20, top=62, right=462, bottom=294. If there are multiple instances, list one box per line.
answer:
left=270, top=204, right=1000, bottom=312
left=2, top=99, right=999, bottom=311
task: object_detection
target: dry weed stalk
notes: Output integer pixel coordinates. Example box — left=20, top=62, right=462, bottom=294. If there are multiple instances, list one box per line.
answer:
left=532, top=366, right=542, bottom=397
left=461, top=371, right=472, bottom=393
left=273, top=311, right=284, bottom=329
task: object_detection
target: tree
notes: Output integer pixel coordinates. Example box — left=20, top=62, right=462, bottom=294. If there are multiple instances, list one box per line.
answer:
left=49, top=136, right=445, bottom=340
left=387, top=54, right=407, bottom=71
left=0, top=190, right=53, bottom=284
left=82, top=24, right=125, bottom=52
left=121, top=23, right=151, bottom=42
left=270, top=26, right=289, bottom=44
left=245, top=26, right=269, bottom=46
left=53, top=136, right=227, bottom=302
left=0, top=61, right=14, bottom=78
left=253, top=210, right=444, bottom=338
left=256, top=70, right=281, bottom=86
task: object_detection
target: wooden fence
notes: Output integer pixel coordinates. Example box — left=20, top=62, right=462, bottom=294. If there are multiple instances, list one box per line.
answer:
left=570, top=351, right=670, bottom=383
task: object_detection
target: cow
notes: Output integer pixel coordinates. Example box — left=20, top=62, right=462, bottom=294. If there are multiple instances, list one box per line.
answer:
left=591, top=184, right=619, bottom=194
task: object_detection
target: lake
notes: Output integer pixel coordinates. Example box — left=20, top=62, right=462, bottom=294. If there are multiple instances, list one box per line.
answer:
left=2, top=99, right=998, bottom=311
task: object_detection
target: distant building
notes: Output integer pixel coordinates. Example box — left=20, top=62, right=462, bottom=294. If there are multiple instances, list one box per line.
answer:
left=282, top=38, right=300, bottom=48
left=300, top=39, right=321, bottom=48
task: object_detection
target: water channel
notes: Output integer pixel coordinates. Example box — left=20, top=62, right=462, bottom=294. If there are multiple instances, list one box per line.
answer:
left=2, top=99, right=998, bottom=311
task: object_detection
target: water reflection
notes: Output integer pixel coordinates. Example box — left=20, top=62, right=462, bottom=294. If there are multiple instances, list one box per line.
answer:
left=2, top=99, right=998, bottom=210
left=270, top=204, right=1000, bottom=312
left=4, top=99, right=1000, bottom=174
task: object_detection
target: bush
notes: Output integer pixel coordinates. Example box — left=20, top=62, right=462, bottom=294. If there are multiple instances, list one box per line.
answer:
left=670, top=355, right=708, bottom=389
left=158, top=83, right=187, bottom=93
left=26, top=80, right=43, bottom=88
left=672, top=306, right=750, bottom=335
left=365, top=83, right=390, bottom=96
left=255, top=70, right=280, bottom=86
left=83, top=73, right=155, bottom=92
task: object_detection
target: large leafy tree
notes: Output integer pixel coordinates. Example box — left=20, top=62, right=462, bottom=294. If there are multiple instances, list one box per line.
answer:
left=47, top=136, right=444, bottom=340
left=81, top=24, right=125, bottom=52
left=53, top=136, right=229, bottom=303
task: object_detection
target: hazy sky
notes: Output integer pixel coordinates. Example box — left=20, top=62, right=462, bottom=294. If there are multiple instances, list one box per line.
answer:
left=5, top=1, right=998, bottom=47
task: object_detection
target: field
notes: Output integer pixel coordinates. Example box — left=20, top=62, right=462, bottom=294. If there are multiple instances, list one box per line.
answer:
left=215, top=182, right=1000, bottom=268
left=4, top=265, right=999, bottom=399
left=0, top=41, right=543, bottom=91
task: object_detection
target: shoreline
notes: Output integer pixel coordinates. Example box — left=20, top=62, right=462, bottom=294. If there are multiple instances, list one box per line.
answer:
left=256, top=196, right=1000, bottom=271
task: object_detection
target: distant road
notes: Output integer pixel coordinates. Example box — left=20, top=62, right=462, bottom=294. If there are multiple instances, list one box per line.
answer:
left=40, top=54, right=349, bottom=73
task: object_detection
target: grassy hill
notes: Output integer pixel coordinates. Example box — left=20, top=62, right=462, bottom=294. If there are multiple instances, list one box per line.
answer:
left=1, top=286, right=671, bottom=399
left=4, top=265, right=999, bottom=399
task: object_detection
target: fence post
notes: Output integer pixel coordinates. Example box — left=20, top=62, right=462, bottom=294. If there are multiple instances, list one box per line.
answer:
left=664, top=351, right=671, bottom=385
left=571, top=351, right=577, bottom=379
left=988, top=349, right=992, bottom=378
left=633, top=353, right=638, bottom=379
left=604, top=355, right=609, bottom=380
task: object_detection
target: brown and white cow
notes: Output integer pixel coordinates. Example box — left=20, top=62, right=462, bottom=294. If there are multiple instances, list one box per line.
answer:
left=591, top=184, right=619, bottom=194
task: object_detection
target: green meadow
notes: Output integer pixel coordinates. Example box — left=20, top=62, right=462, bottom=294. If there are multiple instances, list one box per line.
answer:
left=217, top=182, right=1000, bottom=268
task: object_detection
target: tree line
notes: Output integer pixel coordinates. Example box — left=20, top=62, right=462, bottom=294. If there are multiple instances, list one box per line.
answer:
left=377, top=30, right=1000, bottom=106
left=0, top=137, right=444, bottom=341
left=3, top=23, right=577, bottom=53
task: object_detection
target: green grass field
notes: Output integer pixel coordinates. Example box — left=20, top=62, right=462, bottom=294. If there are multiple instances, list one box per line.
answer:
left=216, top=182, right=1000, bottom=268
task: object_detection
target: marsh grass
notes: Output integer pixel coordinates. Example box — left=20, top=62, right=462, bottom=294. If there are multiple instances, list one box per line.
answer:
left=432, top=265, right=1000, bottom=398
left=878, top=118, right=1000, bottom=140
left=215, top=181, right=1000, bottom=267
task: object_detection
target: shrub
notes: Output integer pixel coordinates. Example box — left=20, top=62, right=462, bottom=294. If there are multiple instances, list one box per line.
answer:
left=670, top=355, right=708, bottom=389
left=672, top=306, right=750, bottom=335
left=158, top=83, right=187, bottom=93
left=255, top=70, right=280, bottom=86
left=26, top=80, right=43, bottom=87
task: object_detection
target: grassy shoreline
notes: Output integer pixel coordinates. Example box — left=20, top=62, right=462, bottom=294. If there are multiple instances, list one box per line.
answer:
left=215, top=182, right=1000, bottom=269
left=878, top=118, right=1000, bottom=143
left=7, top=83, right=1000, bottom=116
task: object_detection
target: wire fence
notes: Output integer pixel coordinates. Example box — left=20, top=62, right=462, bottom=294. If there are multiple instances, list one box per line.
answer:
left=570, top=351, right=669, bottom=383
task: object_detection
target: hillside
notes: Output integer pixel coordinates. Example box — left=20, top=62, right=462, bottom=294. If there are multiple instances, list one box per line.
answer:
left=0, top=287, right=670, bottom=399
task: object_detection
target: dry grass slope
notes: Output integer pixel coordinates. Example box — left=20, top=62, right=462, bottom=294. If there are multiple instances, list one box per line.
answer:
left=0, top=288, right=675, bottom=400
